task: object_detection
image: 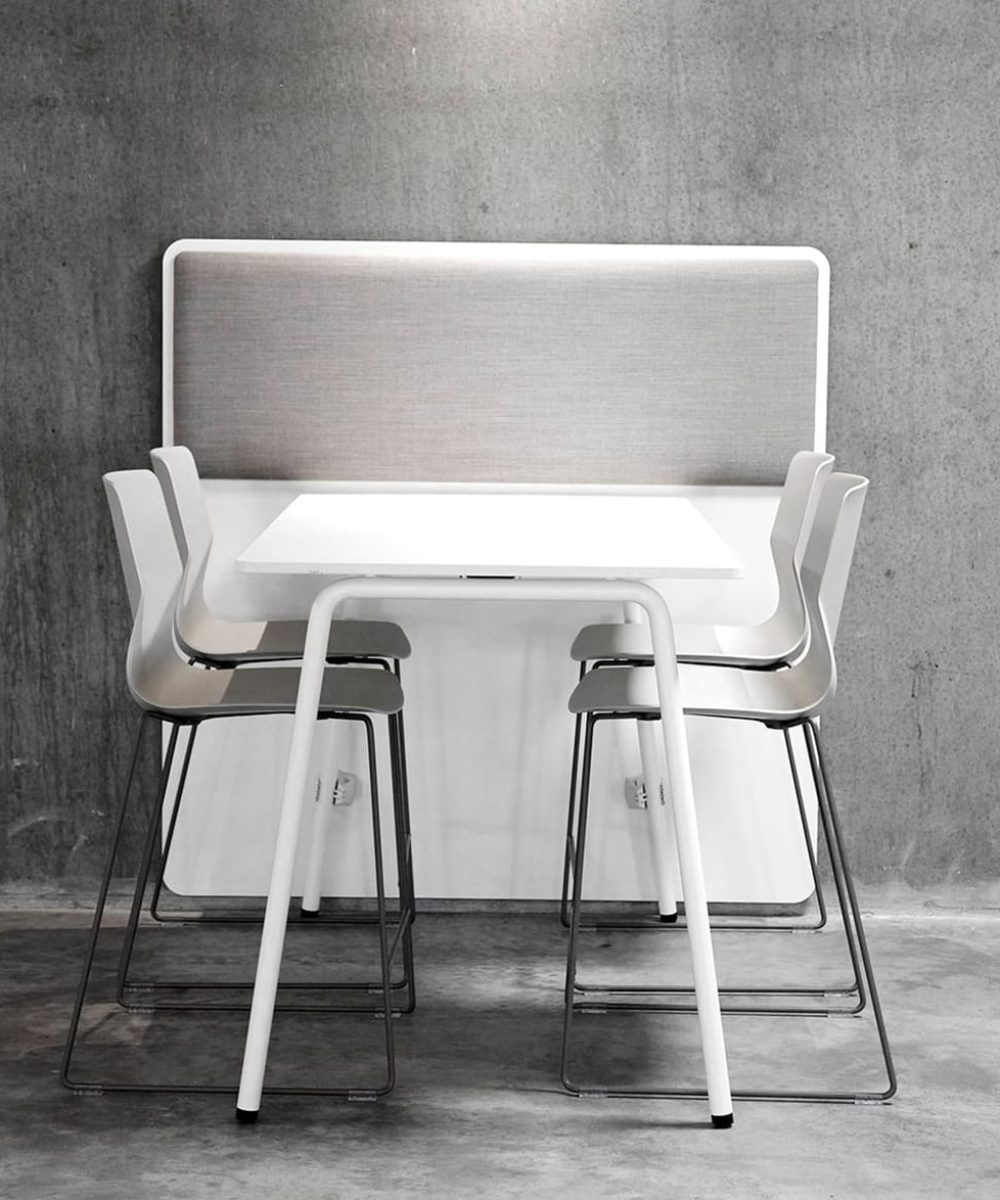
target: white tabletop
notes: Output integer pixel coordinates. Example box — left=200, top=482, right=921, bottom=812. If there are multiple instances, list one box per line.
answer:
left=236, top=491, right=742, bottom=579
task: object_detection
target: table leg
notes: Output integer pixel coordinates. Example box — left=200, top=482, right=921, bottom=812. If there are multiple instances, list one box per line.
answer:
left=235, top=576, right=731, bottom=1126
left=234, top=595, right=336, bottom=1123
left=641, top=588, right=733, bottom=1126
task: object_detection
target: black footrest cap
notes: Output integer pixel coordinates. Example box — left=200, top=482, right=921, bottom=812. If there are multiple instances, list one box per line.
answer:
left=299, top=908, right=320, bottom=919
left=711, top=1112, right=734, bottom=1129
left=235, top=1107, right=260, bottom=1125
left=658, top=912, right=679, bottom=924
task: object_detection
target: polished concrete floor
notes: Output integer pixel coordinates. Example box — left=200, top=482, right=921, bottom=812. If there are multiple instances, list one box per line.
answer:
left=1, top=901, right=998, bottom=1199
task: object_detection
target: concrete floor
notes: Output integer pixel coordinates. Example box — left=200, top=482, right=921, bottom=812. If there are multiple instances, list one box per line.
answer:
left=1, top=902, right=998, bottom=1199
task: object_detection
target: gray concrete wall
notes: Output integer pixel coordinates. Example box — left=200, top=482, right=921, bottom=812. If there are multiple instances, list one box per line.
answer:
left=2, top=0, right=997, bottom=895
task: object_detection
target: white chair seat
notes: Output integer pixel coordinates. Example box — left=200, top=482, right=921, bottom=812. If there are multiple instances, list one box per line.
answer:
left=571, top=620, right=785, bottom=668
left=253, top=617, right=410, bottom=661
left=569, top=660, right=829, bottom=724
left=177, top=610, right=412, bottom=666
left=146, top=659, right=404, bottom=719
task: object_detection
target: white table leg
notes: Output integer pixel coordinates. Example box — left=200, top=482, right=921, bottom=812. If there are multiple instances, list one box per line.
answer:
left=235, top=576, right=731, bottom=1126
left=641, top=587, right=733, bottom=1125
left=234, top=594, right=336, bottom=1122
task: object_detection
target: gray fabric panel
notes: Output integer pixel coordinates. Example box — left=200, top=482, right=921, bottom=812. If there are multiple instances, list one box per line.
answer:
left=172, top=246, right=819, bottom=485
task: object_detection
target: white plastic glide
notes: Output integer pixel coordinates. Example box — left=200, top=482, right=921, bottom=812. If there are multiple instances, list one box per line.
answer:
left=235, top=577, right=732, bottom=1125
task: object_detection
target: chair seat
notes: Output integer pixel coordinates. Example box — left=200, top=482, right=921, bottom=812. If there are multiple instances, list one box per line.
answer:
left=147, top=663, right=404, bottom=721
left=570, top=621, right=801, bottom=668
left=571, top=622, right=656, bottom=663
left=568, top=663, right=826, bottom=724
left=221, top=663, right=403, bottom=716
left=249, top=618, right=411, bottom=663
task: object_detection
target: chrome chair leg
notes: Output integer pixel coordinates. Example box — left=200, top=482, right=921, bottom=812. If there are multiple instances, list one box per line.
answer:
left=116, top=721, right=198, bottom=1007
left=118, top=711, right=414, bottom=1015
left=566, top=715, right=862, bottom=1013
left=802, top=718, right=896, bottom=1102
left=144, top=659, right=409, bottom=931
left=61, top=713, right=153, bottom=1090
left=147, top=724, right=199, bottom=923
left=561, top=660, right=831, bottom=933
left=560, top=712, right=896, bottom=1103
left=559, top=663, right=588, bottom=929
left=62, top=713, right=402, bottom=1097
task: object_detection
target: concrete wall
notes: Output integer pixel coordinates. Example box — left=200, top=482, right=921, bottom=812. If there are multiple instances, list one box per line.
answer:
left=2, top=0, right=997, bottom=896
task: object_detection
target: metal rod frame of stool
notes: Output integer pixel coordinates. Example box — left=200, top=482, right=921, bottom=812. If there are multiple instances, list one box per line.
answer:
left=61, top=710, right=402, bottom=1098
left=560, top=660, right=830, bottom=934
left=559, top=711, right=896, bottom=1104
left=564, top=711, right=861, bottom=1013
left=144, top=656, right=412, bottom=928
left=117, top=707, right=415, bottom=1015
left=120, top=660, right=415, bottom=1014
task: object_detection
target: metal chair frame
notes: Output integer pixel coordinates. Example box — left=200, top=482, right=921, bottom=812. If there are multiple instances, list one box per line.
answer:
left=62, top=469, right=412, bottom=1098
left=62, top=707, right=406, bottom=1098
left=559, top=659, right=832, bottom=937
left=561, top=709, right=896, bottom=1104
left=559, top=474, right=896, bottom=1102
left=117, top=706, right=415, bottom=1017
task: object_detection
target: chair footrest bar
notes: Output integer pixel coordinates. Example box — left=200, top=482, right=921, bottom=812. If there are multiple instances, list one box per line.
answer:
left=573, top=1000, right=855, bottom=1018
left=573, top=981, right=860, bottom=998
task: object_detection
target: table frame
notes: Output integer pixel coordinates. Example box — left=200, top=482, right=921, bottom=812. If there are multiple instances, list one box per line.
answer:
left=233, top=575, right=734, bottom=1127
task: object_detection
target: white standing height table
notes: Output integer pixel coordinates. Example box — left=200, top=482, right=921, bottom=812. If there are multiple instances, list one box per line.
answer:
left=232, top=489, right=741, bottom=1126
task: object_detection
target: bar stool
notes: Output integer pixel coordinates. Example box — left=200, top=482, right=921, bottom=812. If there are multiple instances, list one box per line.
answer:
left=61, top=470, right=412, bottom=1097
left=561, top=474, right=896, bottom=1103
left=563, top=450, right=835, bottom=930
left=149, top=445, right=414, bottom=924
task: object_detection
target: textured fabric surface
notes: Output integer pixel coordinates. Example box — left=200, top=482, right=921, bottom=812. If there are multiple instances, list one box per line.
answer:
left=171, top=245, right=820, bottom=485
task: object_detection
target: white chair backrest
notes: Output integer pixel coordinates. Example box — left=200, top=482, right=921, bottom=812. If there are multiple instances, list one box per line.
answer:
left=150, top=445, right=213, bottom=564
left=795, top=472, right=869, bottom=712
left=770, top=450, right=835, bottom=563
left=150, top=444, right=269, bottom=659
left=807, top=473, right=869, bottom=649
left=742, top=450, right=833, bottom=661
left=103, top=470, right=186, bottom=708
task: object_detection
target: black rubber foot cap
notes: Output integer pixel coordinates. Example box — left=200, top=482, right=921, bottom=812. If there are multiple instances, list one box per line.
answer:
left=711, top=1113, right=734, bottom=1129
left=658, top=912, right=679, bottom=924
left=299, top=908, right=319, bottom=919
left=235, top=1108, right=259, bottom=1125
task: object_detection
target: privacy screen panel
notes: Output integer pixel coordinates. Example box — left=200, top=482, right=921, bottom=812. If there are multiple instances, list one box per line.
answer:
left=168, top=242, right=823, bottom=485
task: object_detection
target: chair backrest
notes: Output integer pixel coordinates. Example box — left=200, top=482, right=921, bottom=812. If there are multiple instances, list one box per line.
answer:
left=103, top=470, right=185, bottom=708
left=150, top=445, right=269, bottom=660
left=745, top=450, right=834, bottom=661
left=149, top=445, right=213, bottom=563
left=770, top=450, right=836, bottom=563
left=794, top=472, right=869, bottom=715
left=806, top=473, right=869, bottom=649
